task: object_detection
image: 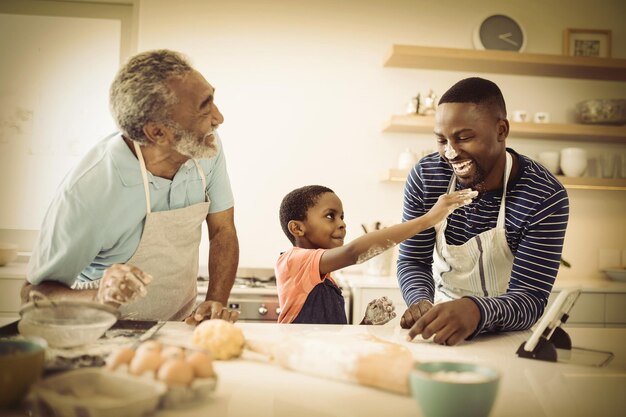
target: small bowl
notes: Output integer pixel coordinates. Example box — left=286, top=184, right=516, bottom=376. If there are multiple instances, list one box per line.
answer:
left=0, top=242, right=18, bottom=266
left=18, top=298, right=119, bottom=348
left=410, top=361, right=500, bottom=417
left=0, top=337, right=47, bottom=409
left=575, top=99, right=626, bottom=125
left=603, top=267, right=626, bottom=282
left=29, top=368, right=166, bottom=417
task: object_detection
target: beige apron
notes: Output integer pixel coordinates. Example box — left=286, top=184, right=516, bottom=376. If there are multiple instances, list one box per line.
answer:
left=118, top=142, right=210, bottom=320
left=432, top=152, right=514, bottom=303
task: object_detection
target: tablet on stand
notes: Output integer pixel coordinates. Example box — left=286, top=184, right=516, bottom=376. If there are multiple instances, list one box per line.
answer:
left=516, top=287, right=614, bottom=367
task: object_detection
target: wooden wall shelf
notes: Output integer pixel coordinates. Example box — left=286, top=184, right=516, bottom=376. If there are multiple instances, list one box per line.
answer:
left=382, top=169, right=626, bottom=191
left=383, top=115, right=626, bottom=143
left=383, top=45, right=626, bottom=81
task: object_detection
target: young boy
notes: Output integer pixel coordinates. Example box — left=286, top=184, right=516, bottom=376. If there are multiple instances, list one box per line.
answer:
left=276, top=185, right=477, bottom=325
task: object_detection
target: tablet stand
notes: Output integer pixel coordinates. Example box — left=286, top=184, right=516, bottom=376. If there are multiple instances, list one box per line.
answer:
left=516, top=325, right=571, bottom=362
left=516, top=288, right=613, bottom=367
left=516, top=322, right=614, bottom=367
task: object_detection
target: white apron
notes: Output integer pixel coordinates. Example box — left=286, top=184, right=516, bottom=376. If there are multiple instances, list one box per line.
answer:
left=432, top=152, right=514, bottom=303
left=118, top=142, right=210, bottom=320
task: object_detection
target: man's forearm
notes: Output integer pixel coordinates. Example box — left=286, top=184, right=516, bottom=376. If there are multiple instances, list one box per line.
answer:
left=21, top=281, right=97, bottom=304
left=206, top=231, right=239, bottom=305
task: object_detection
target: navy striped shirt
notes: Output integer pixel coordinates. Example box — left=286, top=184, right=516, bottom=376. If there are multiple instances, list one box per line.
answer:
left=398, top=149, right=569, bottom=336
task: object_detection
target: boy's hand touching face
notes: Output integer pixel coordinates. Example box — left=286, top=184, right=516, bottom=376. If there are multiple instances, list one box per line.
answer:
left=426, top=189, right=478, bottom=225
left=361, top=296, right=396, bottom=325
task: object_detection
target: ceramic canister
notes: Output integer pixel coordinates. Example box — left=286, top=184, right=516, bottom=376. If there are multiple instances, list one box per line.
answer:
left=398, top=149, right=417, bottom=169
left=560, top=147, right=587, bottom=177
left=537, top=151, right=560, bottom=175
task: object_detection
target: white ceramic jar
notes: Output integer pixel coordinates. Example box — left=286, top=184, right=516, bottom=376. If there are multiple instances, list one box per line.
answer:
left=398, top=148, right=417, bottom=169
left=560, top=147, right=588, bottom=177
left=537, top=151, right=560, bottom=175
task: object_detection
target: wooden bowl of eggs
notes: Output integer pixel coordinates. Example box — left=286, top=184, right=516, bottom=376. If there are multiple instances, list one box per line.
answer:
left=105, top=340, right=217, bottom=408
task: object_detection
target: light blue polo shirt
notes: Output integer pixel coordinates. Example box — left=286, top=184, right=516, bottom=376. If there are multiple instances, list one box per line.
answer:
left=27, top=132, right=234, bottom=287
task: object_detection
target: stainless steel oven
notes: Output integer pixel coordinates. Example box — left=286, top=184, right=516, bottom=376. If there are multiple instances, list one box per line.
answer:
left=197, top=267, right=351, bottom=323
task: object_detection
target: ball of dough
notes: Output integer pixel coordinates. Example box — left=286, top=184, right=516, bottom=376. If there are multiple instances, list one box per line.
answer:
left=192, top=319, right=245, bottom=360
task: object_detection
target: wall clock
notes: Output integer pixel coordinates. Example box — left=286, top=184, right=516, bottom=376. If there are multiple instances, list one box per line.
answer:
left=473, top=14, right=526, bottom=52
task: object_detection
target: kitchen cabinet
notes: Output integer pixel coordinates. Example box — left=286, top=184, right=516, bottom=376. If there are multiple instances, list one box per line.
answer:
left=351, top=286, right=405, bottom=326
left=545, top=290, right=626, bottom=328
left=0, top=263, right=27, bottom=325
left=341, top=272, right=626, bottom=328
left=0, top=276, right=24, bottom=326
left=382, top=45, right=626, bottom=191
left=546, top=291, right=605, bottom=327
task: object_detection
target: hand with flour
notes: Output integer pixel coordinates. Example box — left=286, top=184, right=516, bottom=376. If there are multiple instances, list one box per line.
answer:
left=96, top=264, right=152, bottom=307
left=184, top=300, right=240, bottom=326
left=360, top=296, right=396, bottom=325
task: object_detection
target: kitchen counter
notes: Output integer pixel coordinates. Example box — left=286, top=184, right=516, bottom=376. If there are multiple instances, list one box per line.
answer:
left=2, top=322, right=623, bottom=417
left=148, top=322, right=624, bottom=417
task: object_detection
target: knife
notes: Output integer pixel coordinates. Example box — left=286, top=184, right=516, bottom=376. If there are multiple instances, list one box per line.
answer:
left=132, top=320, right=166, bottom=347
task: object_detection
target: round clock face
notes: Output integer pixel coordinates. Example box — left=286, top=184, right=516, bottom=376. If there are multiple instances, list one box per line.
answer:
left=473, top=14, right=526, bottom=52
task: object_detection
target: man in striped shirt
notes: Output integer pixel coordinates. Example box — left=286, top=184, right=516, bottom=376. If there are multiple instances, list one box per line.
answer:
left=399, top=77, right=569, bottom=346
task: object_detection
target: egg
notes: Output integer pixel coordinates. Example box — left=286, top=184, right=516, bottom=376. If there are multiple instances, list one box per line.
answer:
left=157, top=358, right=194, bottom=386
left=105, top=346, right=135, bottom=370
left=129, top=350, right=162, bottom=376
left=185, top=350, right=215, bottom=378
left=160, top=346, right=185, bottom=361
left=135, top=340, right=162, bottom=355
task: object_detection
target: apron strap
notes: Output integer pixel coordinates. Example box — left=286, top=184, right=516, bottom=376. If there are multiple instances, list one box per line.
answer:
left=133, top=142, right=210, bottom=212
left=191, top=159, right=208, bottom=202
left=496, top=151, right=513, bottom=229
left=133, top=141, right=152, bottom=214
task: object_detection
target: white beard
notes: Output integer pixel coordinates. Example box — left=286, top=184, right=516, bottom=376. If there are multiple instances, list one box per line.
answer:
left=172, top=124, right=218, bottom=159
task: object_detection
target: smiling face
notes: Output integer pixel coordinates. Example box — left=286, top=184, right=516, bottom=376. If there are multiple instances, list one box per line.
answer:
left=434, top=102, right=509, bottom=191
left=295, top=192, right=346, bottom=250
left=165, top=70, right=224, bottom=159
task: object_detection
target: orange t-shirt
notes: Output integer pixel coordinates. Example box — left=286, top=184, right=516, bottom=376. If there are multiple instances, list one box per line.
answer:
left=275, top=247, right=339, bottom=323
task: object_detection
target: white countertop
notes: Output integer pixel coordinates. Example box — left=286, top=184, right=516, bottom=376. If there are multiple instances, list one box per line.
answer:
left=149, top=322, right=625, bottom=417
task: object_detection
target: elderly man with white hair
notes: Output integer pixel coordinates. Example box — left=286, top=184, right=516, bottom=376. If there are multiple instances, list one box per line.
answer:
left=23, top=50, right=240, bottom=324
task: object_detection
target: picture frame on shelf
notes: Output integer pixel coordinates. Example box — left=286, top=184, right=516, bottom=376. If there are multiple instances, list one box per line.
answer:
left=563, top=28, right=612, bottom=58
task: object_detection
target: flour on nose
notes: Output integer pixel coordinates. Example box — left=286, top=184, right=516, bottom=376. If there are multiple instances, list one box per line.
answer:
left=444, top=144, right=457, bottom=159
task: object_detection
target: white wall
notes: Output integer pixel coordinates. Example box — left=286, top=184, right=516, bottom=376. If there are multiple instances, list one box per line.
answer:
left=0, top=13, right=121, bottom=230
left=2, top=0, right=624, bottom=282
left=135, top=0, right=626, bottom=281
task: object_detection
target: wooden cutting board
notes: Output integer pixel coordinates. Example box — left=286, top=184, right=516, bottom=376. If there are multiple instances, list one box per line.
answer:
left=246, top=331, right=414, bottom=395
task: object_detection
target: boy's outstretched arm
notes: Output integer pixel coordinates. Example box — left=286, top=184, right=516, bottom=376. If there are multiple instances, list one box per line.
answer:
left=319, top=189, right=477, bottom=275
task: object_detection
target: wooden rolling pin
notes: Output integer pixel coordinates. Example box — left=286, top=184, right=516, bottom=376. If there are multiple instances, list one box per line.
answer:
left=245, top=331, right=414, bottom=395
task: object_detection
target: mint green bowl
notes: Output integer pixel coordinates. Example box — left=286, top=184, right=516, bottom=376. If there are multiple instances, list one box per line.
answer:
left=409, top=361, right=500, bottom=417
